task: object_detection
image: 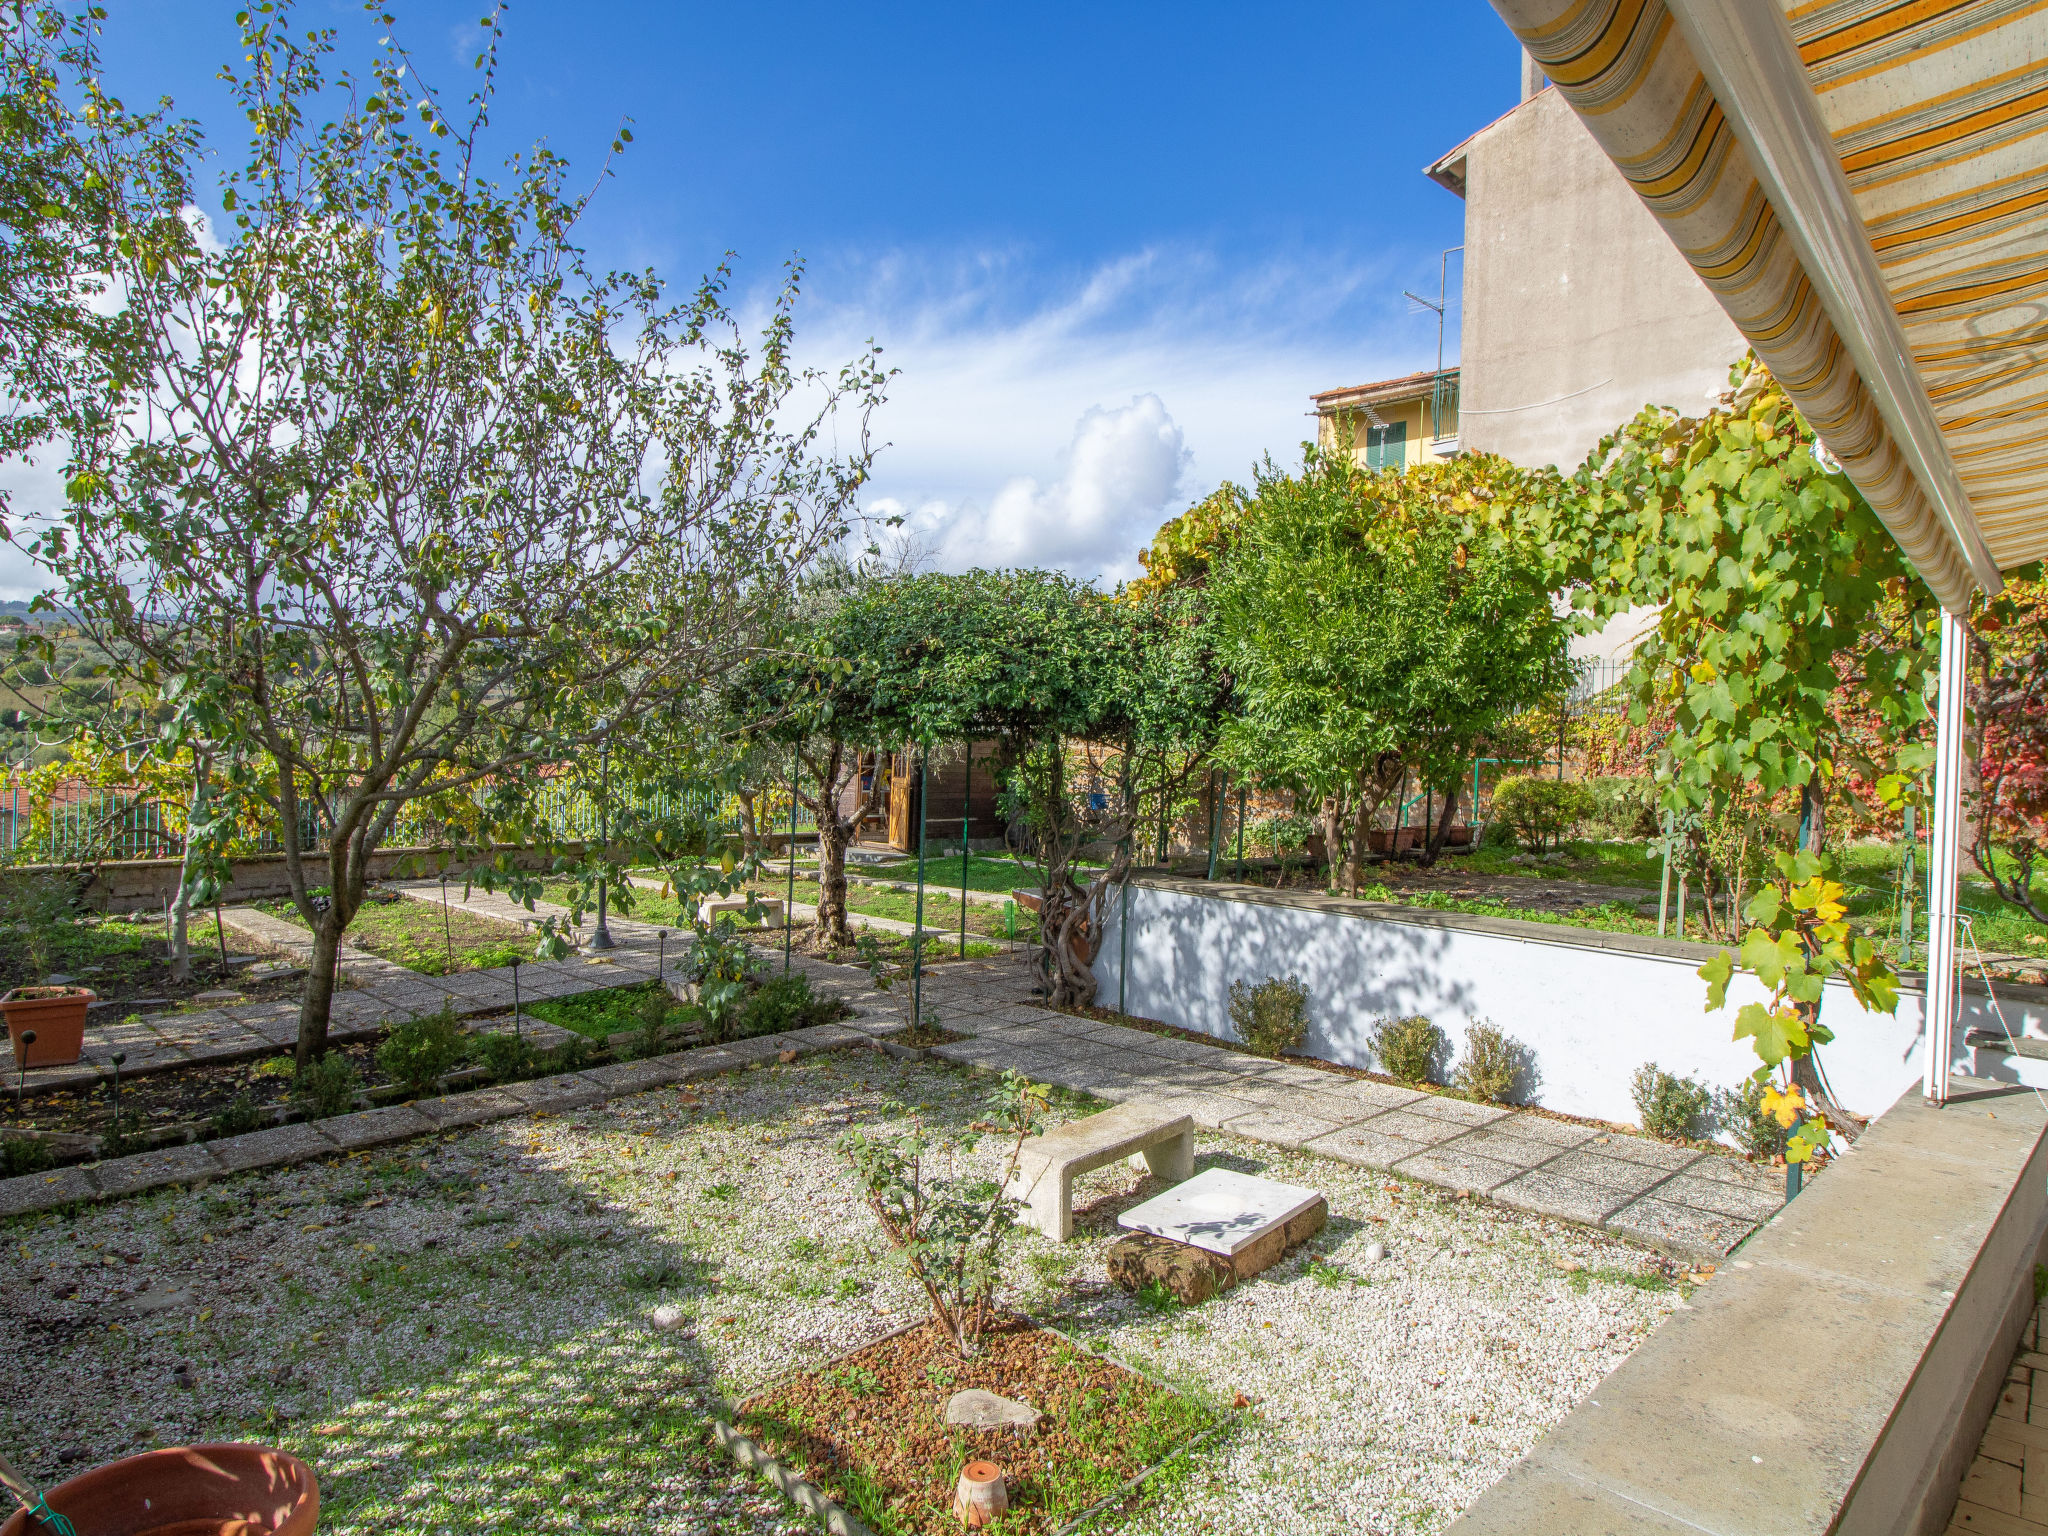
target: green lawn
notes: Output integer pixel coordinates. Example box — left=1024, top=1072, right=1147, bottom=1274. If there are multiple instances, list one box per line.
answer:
left=524, top=980, right=705, bottom=1042
left=543, top=877, right=1039, bottom=944
left=259, top=896, right=530, bottom=975
left=1362, top=836, right=2048, bottom=962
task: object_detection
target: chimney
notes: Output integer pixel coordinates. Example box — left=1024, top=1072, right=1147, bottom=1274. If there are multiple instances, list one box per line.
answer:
left=1521, top=48, right=1546, bottom=102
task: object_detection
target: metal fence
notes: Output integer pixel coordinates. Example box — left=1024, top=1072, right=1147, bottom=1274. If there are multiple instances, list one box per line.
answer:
left=1567, top=656, right=1635, bottom=713
left=0, top=777, right=818, bottom=865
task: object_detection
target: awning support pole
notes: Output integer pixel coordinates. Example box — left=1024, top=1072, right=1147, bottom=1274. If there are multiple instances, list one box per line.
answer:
left=1922, top=607, right=1969, bottom=1105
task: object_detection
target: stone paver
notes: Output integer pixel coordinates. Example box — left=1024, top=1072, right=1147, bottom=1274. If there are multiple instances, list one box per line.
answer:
left=902, top=949, right=1785, bottom=1261
left=0, top=887, right=1786, bottom=1262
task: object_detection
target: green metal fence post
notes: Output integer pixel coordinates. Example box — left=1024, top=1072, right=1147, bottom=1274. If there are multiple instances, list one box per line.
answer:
left=785, top=742, right=797, bottom=974
left=911, top=748, right=929, bottom=1028
left=960, top=743, right=972, bottom=959
left=1206, top=771, right=1222, bottom=881
left=1235, top=782, right=1246, bottom=880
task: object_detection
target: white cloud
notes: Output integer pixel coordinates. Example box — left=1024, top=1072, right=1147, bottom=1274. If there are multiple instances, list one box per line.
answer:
left=788, top=242, right=1441, bottom=586
left=876, top=392, right=1190, bottom=581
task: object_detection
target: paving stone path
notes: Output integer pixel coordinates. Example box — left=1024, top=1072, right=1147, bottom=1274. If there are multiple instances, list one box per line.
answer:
left=905, top=959, right=1784, bottom=1262
left=5, top=882, right=1783, bottom=1260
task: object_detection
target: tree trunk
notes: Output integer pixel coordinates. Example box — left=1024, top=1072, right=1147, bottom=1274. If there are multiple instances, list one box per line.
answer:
left=296, top=916, right=344, bottom=1070
left=736, top=789, right=760, bottom=859
left=816, top=813, right=854, bottom=947
left=1420, top=782, right=1462, bottom=866
left=1317, top=793, right=1346, bottom=894
left=800, top=741, right=890, bottom=950
left=1342, top=789, right=1377, bottom=896
left=167, top=756, right=211, bottom=984
left=295, top=827, right=367, bottom=1068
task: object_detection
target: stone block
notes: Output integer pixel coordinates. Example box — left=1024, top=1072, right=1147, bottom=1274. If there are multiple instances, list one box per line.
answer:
left=1106, top=1232, right=1233, bottom=1305
left=1117, top=1166, right=1322, bottom=1257
left=0, top=1165, right=98, bottom=1219
left=413, top=1087, right=527, bottom=1129
left=91, top=1143, right=225, bottom=1200
left=501, top=1073, right=611, bottom=1113
left=207, top=1122, right=340, bottom=1175
left=320, top=1104, right=435, bottom=1151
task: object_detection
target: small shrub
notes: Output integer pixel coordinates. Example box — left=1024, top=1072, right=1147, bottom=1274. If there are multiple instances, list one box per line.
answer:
left=627, top=986, right=677, bottom=1059
left=838, top=1069, right=1048, bottom=1358
left=210, top=1094, right=264, bottom=1138
left=1479, top=817, right=1516, bottom=849
left=726, top=972, right=837, bottom=1042
left=294, top=1053, right=364, bottom=1120
left=375, top=1005, right=469, bottom=1096
left=1489, top=776, right=1596, bottom=854
left=1585, top=776, right=1660, bottom=841
left=473, top=1030, right=539, bottom=1083
left=1369, top=1015, right=1446, bottom=1085
left=1632, top=1062, right=1710, bottom=1142
left=1713, top=1077, right=1789, bottom=1160
left=0, top=1134, right=54, bottom=1177
left=1228, top=975, right=1310, bottom=1058
left=546, top=1034, right=593, bottom=1073
left=1454, top=1020, right=1523, bottom=1104
left=0, top=871, right=76, bottom=980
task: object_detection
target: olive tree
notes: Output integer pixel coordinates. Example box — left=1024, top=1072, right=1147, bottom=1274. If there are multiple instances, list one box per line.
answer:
left=1, top=7, right=883, bottom=1063
left=827, top=569, right=1221, bottom=1006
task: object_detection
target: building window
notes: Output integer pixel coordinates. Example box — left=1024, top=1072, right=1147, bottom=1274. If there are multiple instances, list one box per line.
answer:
left=1365, top=420, right=1407, bottom=469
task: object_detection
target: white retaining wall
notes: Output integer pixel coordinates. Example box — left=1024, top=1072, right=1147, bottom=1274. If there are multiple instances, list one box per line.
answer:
left=1097, top=879, right=2048, bottom=1128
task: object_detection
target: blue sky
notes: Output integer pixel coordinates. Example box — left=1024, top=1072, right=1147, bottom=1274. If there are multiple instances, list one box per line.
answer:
left=41, top=1, right=1525, bottom=591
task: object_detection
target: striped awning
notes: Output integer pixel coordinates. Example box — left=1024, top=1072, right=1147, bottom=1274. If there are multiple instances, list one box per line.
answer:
left=1489, top=0, right=2048, bottom=611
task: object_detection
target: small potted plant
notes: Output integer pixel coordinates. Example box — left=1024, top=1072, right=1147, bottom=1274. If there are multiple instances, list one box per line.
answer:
left=0, top=870, right=93, bottom=1067
left=0, top=985, right=95, bottom=1067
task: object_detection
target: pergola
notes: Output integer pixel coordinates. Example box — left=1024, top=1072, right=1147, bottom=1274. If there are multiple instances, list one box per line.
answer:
left=1488, top=0, right=2048, bottom=1104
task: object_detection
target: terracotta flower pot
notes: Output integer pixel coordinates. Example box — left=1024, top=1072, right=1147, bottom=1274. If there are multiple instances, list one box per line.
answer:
left=0, top=1443, right=317, bottom=1536
left=952, top=1459, right=1007, bottom=1528
left=0, top=985, right=96, bottom=1068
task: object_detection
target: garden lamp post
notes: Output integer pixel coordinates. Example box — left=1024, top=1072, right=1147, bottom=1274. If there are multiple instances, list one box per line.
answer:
left=589, top=722, right=615, bottom=951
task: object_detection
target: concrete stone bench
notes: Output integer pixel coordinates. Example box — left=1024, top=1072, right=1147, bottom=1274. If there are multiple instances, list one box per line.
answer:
left=697, top=895, right=785, bottom=928
left=1007, top=1100, right=1195, bottom=1242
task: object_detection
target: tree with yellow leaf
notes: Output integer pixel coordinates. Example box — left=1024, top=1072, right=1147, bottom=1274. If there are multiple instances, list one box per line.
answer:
left=2, top=8, right=885, bottom=1066
left=1699, top=850, right=1899, bottom=1165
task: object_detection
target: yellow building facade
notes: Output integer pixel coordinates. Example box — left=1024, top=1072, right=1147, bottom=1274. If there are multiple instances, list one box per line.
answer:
left=1311, top=367, right=1460, bottom=470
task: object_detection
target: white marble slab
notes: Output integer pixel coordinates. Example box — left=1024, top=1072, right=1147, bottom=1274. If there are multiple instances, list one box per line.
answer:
left=1116, top=1167, right=1323, bottom=1257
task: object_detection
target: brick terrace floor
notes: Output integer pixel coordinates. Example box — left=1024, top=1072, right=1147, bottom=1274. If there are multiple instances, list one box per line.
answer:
left=1954, top=1302, right=2048, bottom=1532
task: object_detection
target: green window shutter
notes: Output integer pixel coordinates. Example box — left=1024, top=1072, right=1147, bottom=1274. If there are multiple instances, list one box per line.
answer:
left=1366, top=420, right=1407, bottom=469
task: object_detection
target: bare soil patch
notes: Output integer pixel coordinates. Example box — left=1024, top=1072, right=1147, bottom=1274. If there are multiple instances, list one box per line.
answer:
left=739, top=1315, right=1214, bottom=1535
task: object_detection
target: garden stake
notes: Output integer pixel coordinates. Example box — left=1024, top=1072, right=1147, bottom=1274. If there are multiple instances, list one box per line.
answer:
left=785, top=742, right=797, bottom=974
left=1899, top=804, right=1917, bottom=967
left=1205, top=771, right=1221, bottom=881
left=0, top=1443, right=77, bottom=1536
left=1236, top=781, right=1246, bottom=880
left=1676, top=874, right=1687, bottom=941
left=108, top=1050, right=126, bottom=1154
left=590, top=723, right=615, bottom=951
left=1657, top=811, right=1673, bottom=937
left=510, top=959, right=522, bottom=1042
left=12, top=1031, right=30, bottom=1114
left=960, top=742, right=972, bottom=959
left=214, top=900, right=228, bottom=969
left=440, top=874, right=454, bottom=972
left=658, top=929, right=667, bottom=985
left=912, top=747, right=929, bottom=1028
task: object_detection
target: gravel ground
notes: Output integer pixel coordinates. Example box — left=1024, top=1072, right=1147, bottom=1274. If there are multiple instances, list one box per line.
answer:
left=0, top=1053, right=1686, bottom=1535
